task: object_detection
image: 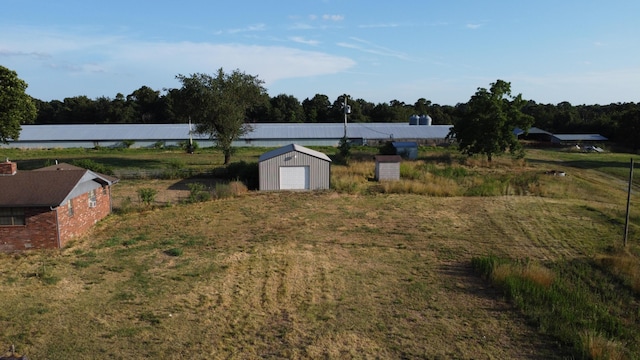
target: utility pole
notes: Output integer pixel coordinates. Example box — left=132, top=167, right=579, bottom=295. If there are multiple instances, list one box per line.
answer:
left=343, top=94, right=350, bottom=139
left=624, top=158, right=634, bottom=247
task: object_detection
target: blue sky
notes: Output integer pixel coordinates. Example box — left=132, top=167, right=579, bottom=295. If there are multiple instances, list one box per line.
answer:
left=1, top=0, right=639, bottom=106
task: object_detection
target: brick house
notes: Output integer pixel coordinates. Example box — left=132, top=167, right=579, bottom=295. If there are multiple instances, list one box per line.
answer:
left=0, top=160, right=118, bottom=251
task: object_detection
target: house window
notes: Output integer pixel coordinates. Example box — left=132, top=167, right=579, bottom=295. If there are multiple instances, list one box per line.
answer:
left=88, top=189, right=97, bottom=208
left=0, top=207, right=26, bottom=226
left=68, top=199, right=74, bottom=216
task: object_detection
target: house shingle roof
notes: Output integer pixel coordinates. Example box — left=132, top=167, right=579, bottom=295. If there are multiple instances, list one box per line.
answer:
left=0, top=163, right=117, bottom=207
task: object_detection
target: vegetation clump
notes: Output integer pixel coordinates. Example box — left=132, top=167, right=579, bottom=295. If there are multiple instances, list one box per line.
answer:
left=472, top=255, right=639, bottom=359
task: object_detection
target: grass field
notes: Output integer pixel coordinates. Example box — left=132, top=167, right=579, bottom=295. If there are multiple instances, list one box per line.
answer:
left=1, top=145, right=639, bottom=359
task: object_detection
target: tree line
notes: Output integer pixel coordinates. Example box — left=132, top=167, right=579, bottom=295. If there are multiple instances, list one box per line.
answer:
left=30, top=84, right=639, bottom=151
left=32, top=87, right=459, bottom=126
left=2, top=64, right=639, bottom=152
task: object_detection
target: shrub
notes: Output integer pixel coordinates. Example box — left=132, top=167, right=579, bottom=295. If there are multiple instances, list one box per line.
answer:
left=179, top=140, right=199, bottom=152
left=335, top=136, right=352, bottom=165
left=187, top=182, right=211, bottom=203
left=378, top=141, right=396, bottom=155
left=226, top=161, right=258, bottom=190
left=121, top=139, right=135, bottom=148
left=70, top=159, right=114, bottom=175
left=137, top=188, right=158, bottom=206
left=153, top=140, right=165, bottom=149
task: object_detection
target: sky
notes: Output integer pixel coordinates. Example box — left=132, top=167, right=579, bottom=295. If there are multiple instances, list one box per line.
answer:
left=1, top=0, right=639, bottom=106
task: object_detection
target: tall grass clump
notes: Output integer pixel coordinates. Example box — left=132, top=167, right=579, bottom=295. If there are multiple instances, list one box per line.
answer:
left=422, top=163, right=468, bottom=180
left=580, top=331, right=629, bottom=360
left=330, top=175, right=361, bottom=194
left=399, top=162, right=424, bottom=180
left=214, top=181, right=248, bottom=199
left=595, top=252, right=640, bottom=295
left=464, top=177, right=506, bottom=196
left=472, top=256, right=638, bottom=359
left=225, top=161, right=259, bottom=190
left=161, top=158, right=187, bottom=179
left=373, top=177, right=460, bottom=196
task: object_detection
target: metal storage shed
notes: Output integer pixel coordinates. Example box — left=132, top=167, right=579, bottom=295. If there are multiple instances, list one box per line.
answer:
left=259, top=144, right=332, bottom=191
left=375, top=155, right=402, bottom=181
left=392, top=141, right=418, bottom=159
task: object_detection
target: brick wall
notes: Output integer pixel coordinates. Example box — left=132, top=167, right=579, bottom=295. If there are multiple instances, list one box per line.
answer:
left=0, top=161, right=17, bottom=175
left=0, top=208, right=59, bottom=251
left=58, top=186, right=112, bottom=247
left=0, top=186, right=113, bottom=251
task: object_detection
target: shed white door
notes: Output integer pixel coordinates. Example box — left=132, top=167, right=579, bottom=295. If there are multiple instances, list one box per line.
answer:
left=280, top=166, right=310, bottom=190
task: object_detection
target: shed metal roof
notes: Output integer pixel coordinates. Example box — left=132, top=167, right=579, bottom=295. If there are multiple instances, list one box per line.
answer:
left=258, top=144, right=332, bottom=162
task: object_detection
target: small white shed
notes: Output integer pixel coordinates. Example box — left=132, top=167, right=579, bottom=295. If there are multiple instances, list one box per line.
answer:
left=375, top=155, right=402, bottom=181
left=259, top=144, right=332, bottom=191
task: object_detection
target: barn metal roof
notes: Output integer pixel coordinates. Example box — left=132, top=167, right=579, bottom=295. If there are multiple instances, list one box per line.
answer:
left=552, top=134, right=608, bottom=141
left=13, top=123, right=452, bottom=142
left=258, top=144, right=332, bottom=162
left=14, top=124, right=203, bottom=141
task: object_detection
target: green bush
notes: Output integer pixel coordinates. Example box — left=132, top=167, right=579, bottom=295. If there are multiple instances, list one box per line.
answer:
left=187, top=183, right=211, bottom=203
left=121, top=140, right=135, bottom=148
left=378, top=141, right=397, bottom=155
left=225, top=161, right=258, bottom=190
left=70, top=159, right=115, bottom=175
left=137, top=188, right=158, bottom=206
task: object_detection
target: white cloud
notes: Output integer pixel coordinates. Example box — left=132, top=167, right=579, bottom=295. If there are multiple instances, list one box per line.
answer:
left=0, top=25, right=356, bottom=99
left=466, top=23, right=482, bottom=29
left=322, top=14, right=344, bottom=21
left=337, top=37, right=410, bottom=60
left=227, top=23, right=267, bottom=34
left=289, top=36, right=320, bottom=46
left=358, top=23, right=400, bottom=29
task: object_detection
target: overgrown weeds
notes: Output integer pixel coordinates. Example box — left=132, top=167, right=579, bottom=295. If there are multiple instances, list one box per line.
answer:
left=472, top=255, right=639, bottom=359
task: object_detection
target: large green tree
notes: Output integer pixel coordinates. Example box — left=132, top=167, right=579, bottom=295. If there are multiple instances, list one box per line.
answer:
left=174, top=68, right=266, bottom=164
left=449, top=80, right=533, bottom=162
left=0, top=66, right=37, bottom=143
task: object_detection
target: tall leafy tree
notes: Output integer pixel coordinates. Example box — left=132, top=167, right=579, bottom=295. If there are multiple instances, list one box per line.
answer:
left=448, top=79, right=533, bottom=162
left=269, top=94, right=305, bottom=123
left=0, top=66, right=37, bottom=142
left=302, top=94, right=331, bottom=123
left=174, top=68, right=266, bottom=164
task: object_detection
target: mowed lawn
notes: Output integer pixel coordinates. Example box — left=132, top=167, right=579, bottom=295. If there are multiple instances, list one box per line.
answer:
left=0, top=147, right=638, bottom=359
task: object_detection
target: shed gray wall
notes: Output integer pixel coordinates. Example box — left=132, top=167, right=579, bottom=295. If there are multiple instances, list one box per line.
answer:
left=259, top=150, right=331, bottom=191
left=375, top=162, right=400, bottom=181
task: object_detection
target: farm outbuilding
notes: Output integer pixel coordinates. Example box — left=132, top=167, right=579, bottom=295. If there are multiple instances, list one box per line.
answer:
left=392, top=141, right=418, bottom=160
left=3, top=123, right=453, bottom=149
left=259, top=144, right=332, bottom=191
left=375, top=155, right=402, bottom=181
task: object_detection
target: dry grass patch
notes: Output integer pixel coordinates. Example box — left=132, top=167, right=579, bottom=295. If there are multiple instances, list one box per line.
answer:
left=580, top=331, right=630, bottom=360
left=596, top=252, right=640, bottom=294
left=491, top=262, right=555, bottom=288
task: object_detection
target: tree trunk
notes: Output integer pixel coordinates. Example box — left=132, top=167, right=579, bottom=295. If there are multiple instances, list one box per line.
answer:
left=224, top=151, right=231, bottom=165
